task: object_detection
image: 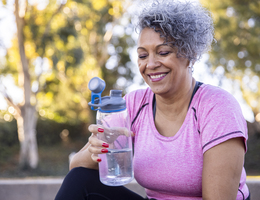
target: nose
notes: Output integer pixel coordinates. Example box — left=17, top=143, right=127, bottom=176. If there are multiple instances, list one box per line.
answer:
left=146, top=54, right=159, bottom=69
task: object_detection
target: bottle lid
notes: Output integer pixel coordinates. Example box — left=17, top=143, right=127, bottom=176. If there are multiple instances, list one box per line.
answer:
left=88, top=77, right=126, bottom=113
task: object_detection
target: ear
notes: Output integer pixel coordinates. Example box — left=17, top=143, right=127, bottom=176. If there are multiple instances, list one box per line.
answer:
left=188, top=60, right=196, bottom=67
left=187, top=60, right=192, bottom=68
left=188, top=60, right=194, bottom=72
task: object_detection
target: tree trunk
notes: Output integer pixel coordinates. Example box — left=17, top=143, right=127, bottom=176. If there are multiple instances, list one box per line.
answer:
left=18, top=105, right=38, bottom=169
left=15, top=0, right=39, bottom=169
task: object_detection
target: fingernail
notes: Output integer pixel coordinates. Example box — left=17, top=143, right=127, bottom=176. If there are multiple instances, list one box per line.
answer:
left=102, top=143, right=109, bottom=148
left=101, top=149, right=108, bottom=153
left=97, top=158, right=102, bottom=162
left=98, top=128, right=104, bottom=132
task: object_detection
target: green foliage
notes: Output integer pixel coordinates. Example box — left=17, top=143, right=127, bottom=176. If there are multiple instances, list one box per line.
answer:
left=1, top=0, right=7, bottom=5
left=200, top=0, right=260, bottom=114
left=0, top=119, right=88, bottom=177
left=0, top=0, right=136, bottom=124
left=0, top=120, right=19, bottom=166
left=0, top=0, right=136, bottom=170
left=0, top=117, right=88, bottom=147
left=36, top=117, right=86, bottom=145
left=103, top=34, right=136, bottom=93
left=0, top=120, right=18, bottom=145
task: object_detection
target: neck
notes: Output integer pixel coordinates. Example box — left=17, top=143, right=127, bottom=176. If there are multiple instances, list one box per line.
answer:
left=155, top=77, right=196, bottom=118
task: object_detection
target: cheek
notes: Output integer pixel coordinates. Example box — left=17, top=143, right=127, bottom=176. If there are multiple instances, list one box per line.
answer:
left=138, top=61, right=146, bottom=73
left=177, top=57, right=190, bottom=68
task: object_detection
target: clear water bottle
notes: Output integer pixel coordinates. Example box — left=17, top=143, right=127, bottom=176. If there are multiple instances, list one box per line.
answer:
left=88, top=77, right=134, bottom=186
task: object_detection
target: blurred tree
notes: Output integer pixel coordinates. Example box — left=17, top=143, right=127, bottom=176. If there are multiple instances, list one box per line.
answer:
left=0, top=0, right=135, bottom=169
left=98, top=0, right=137, bottom=94
left=200, top=0, right=260, bottom=117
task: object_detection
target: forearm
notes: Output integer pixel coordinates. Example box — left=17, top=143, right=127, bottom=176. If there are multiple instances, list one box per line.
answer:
left=69, top=142, right=99, bottom=170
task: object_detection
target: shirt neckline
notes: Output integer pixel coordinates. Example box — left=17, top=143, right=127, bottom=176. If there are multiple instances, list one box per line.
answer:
left=152, top=81, right=203, bottom=120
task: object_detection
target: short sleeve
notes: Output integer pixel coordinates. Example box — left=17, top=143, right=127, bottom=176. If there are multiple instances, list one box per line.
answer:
left=197, top=86, right=248, bottom=154
left=124, top=88, right=150, bottom=130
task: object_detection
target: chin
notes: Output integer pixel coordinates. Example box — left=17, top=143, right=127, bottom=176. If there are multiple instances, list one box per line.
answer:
left=150, top=87, right=168, bottom=95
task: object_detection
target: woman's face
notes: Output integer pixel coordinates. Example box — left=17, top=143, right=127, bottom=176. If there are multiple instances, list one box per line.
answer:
left=137, top=28, right=190, bottom=97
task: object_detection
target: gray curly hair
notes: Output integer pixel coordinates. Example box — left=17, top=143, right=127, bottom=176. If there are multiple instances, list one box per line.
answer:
left=136, top=0, right=215, bottom=62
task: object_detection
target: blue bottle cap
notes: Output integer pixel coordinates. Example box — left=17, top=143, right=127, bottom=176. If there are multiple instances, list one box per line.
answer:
left=88, top=77, right=105, bottom=93
left=88, top=77, right=126, bottom=113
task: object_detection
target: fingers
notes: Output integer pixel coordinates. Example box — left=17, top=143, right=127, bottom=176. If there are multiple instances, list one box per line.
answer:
left=88, top=139, right=109, bottom=154
left=117, top=127, right=133, bottom=137
left=88, top=143, right=109, bottom=163
left=89, top=133, right=105, bottom=147
left=91, top=154, right=101, bottom=163
left=89, top=124, right=132, bottom=138
left=87, top=124, right=134, bottom=163
left=90, top=145, right=110, bottom=163
left=123, top=127, right=130, bottom=137
left=87, top=127, right=109, bottom=163
left=131, top=131, right=135, bottom=137
left=88, top=124, right=104, bottom=134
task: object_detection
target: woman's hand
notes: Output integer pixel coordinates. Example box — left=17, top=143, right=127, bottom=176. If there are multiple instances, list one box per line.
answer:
left=69, top=124, right=133, bottom=170
left=88, top=124, right=133, bottom=161
left=88, top=124, right=110, bottom=163
left=94, top=126, right=132, bottom=144
left=69, top=125, right=110, bottom=170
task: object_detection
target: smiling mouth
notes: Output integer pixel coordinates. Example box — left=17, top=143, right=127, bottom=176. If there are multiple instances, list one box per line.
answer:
left=149, top=73, right=168, bottom=81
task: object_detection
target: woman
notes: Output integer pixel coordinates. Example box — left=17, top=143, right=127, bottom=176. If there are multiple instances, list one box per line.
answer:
left=55, top=0, right=250, bottom=199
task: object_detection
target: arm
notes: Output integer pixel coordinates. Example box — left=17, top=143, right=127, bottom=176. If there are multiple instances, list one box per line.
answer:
left=69, top=124, right=133, bottom=170
left=69, top=142, right=98, bottom=170
left=202, top=137, right=245, bottom=200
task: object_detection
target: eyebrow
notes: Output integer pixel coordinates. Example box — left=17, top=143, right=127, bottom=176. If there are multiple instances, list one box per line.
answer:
left=137, top=43, right=171, bottom=51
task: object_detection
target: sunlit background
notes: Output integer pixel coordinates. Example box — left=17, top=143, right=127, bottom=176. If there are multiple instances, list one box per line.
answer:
left=0, top=0, right=257, bottom=122
left=0, top=0, right=259, bottom=176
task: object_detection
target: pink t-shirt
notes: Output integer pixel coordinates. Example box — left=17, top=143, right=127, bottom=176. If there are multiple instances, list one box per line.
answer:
left=125, top=83, right=249, bottom=200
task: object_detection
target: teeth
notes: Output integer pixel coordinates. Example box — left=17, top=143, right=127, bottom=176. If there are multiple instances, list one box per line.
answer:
left=150, top=74, right=166, bottom=79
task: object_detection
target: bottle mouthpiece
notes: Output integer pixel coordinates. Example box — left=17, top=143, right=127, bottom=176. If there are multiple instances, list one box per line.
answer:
left=88, top=77, right=105, bottom=93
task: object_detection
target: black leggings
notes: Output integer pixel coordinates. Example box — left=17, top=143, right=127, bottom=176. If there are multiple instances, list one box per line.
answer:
left=55, top=167, right=146, bottom=200
left=55, top=167, right=250, bottom=200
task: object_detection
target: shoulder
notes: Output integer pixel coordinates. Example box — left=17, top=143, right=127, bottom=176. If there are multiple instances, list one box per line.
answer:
left=125, top=87, right=152, bottom=107
left=193, top=83, right=247, bottom=133
left=125, top=87, right=152, bottom=117
left=193, top=84, right=248, bottom=152
left=195, top=84, right=241, bottom=110
left=198, top=84, right=236, bottom=101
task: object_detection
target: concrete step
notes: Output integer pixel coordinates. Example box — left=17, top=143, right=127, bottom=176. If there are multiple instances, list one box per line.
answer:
left=247, top=176, right=260, bottom=200
left=0, top=176, right=259, bottom=200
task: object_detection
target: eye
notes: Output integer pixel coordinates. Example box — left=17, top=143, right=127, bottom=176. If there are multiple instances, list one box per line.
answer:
left=138, top=54, right=147, bottom=59
left=159, top=51, right=170, bottom=56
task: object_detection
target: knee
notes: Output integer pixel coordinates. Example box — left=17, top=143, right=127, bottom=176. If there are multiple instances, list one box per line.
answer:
left=66, top=167, right=99, bottom=183
left=55, top=167, right=98, bottom=200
